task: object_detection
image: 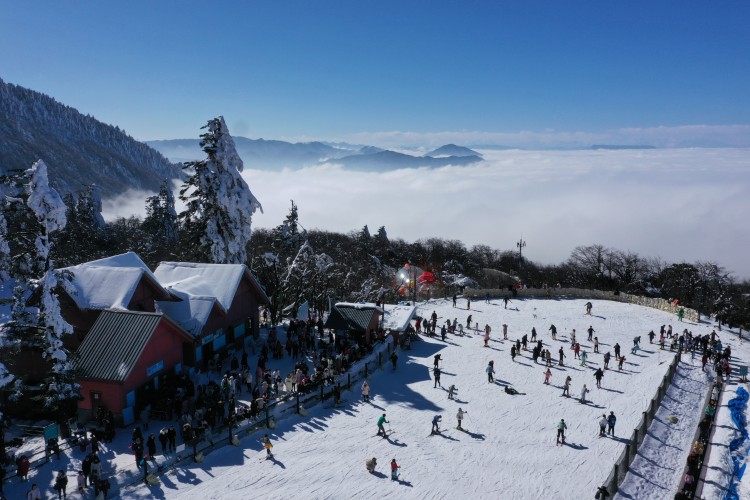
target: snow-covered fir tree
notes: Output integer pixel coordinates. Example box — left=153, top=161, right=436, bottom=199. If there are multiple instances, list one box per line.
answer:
left=0, top=160, right=78, bottom=411
left=179, top=116, right=262, bottom=264
left=53, top=184, right=108, bottom=267
left=142, top=179, right=179, bottom=265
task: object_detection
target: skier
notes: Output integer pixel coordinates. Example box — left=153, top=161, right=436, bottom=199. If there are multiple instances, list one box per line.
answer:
left=390, top=351, right=398, bottom=370
left=594, top=368, right=604, bottom=388
left=503, top=296, right=510, bottom=309
left=433, top=366, right=442, bottom=388
left=580, top=351, right=588, bottom=367
left=556, top=419, right=567, bottom=445
left=486, top=361, right=495, bottom=383
left=598, top=414, right=607, bottom=437
left=467, top=315, right=473, bottom=330
left=510, top=345, right=517, bottom=362
left=483, top=326, right=490, bottom=347
left=587, top=325, right=595, bottom=341
left=448, top=384, right=457, bottom=400
left=361, top=381, right=371, bottom=402
left=585, top=301, right=593, bottom=315
left=261, top=434, right=273, bottom=457
left=377, top=413, right=389, bottom=438
left=390, top=459, right=400, bottom=481
left=614, top=343, right=621, bottom=359
left=573, top=343, right=581, bottom=359
left=562, top=375, right=571, bottom=397
left=521, top=334, right=528, bottom=350
left=648, top=330, right=656, bottom=344
left=603, top=351, right=611, bottom=370
left=366, top=457, right=377, bottom=473
left=549, top=324, right=557, bottom=340
left=580, top=384, right=590, bottom=404
left=596, top=485, right=610, bottom=499
left=544, top=368, right=552, bottom=385
left=570, top=329, right=576, bottom=347
left=558, top=347, right=565, bottom=366
left=434, top=354, right=442, bottom=369
left=502, top=324, right=508, bottom=340
left=593, top=337, right=600, bottom=353
left=457, top=408, right=466, bottom=429
left=607, top=412, right=616, bottom=436
left=531, top=327, right=537, bottom=342
left=431, top=415, right=442, bottom=434
left=618, top=355, right=626, bottom=370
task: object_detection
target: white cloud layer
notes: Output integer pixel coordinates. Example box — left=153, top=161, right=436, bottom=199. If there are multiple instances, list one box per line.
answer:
left=102, top=148, right=750, bottom=278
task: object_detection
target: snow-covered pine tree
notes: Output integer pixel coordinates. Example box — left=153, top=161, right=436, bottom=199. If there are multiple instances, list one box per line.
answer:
left=0, top=160, right=77, bottom=412
left=179, top=117, right=262, bottom=264
left=142, top=179, right=179, bottom=265
left=52, top=185, right=108, bottom=267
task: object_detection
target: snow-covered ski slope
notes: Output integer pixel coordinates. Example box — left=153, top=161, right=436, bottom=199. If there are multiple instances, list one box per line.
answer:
left=125, top=297, right=733, bottom=499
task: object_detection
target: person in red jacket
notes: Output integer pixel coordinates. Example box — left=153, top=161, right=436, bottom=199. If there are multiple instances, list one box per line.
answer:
left=390, top=459, right=400, bottom=481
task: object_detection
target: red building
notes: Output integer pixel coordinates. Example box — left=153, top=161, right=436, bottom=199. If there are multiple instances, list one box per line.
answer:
left=75, top=309, right=194, bottom=424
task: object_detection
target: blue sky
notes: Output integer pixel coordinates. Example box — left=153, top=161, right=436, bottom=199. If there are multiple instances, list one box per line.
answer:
left=2, top=1, right=749, bottom=146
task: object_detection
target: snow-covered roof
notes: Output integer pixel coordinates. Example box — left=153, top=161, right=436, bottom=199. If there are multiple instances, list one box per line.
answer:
left=155, top=290, right=218, bottom=336
left=61, top=252, right=169, bottom=310
left=155, top=261, right=247, bottom=312
left=381, top=303, right=417, bottom=332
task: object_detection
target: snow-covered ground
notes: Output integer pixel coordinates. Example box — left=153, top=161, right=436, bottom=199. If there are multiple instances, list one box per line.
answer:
left=4, top=297, right=747, bottom=499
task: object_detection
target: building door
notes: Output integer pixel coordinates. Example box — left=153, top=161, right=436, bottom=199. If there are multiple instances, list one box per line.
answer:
left=91, top=391, right=102, bottom=417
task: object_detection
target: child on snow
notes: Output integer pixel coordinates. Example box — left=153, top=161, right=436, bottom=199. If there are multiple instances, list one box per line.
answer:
left=391, top=459, right=400, bottom=481
left=431, top=415, right=442, bottom=434
left=457, top=409, right=465, bottom=429
left=366, top=457, right=377, bottom=473
left=544, top=369, right=552, bottom=384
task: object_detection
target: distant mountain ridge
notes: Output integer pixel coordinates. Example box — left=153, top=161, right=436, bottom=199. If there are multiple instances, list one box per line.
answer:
left=0, top=78, right=181, bottom=198
left=149, top=138, right=483, bottom=171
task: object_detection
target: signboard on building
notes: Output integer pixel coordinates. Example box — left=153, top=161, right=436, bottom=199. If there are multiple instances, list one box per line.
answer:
left=146, top=360, right=164, bottom=377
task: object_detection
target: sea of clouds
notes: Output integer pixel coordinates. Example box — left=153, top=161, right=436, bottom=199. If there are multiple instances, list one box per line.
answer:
left=102, top=148, right=750, bottom=278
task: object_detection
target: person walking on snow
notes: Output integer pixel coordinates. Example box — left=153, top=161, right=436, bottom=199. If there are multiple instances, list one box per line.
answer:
left=580, top=384, right=590, bottom=404
left=361, top=381, right=371, bottom=402
left=483, top=325, right=491, bottom=347
left=531, top=327, right=537, bottom=342
left=604, top=351, right=611, bottom=370
left=562, top=376, right=572, bottom=396
left=594, top=368, right=604, bottom=388
left=391, top=459, right=400, bottom=481
left=433, top=366, right=442, bottom=388
left=503, top=324, right=508, bottom=340
left=510, top=345, right=517, bottom=362
left=549, top=324, right=557, bottom=340
left=573, top=343, right=581, bottom=359
left=594, top=337, right=600, bottom=353
left=434, top=354, right=442, bottom=369
left=467, top=297, right=471, bottom=310
left=544, top=368, right=552, bottom=384
left=486, top=361, right=495, bottom=383
left=448, top=384, right=457, bottom=400
left=607, top=412, right=617, bottom=436
left=366, top=457, right=377, bottom=473
left=580, top=351, right=588, bottom=366
left=377, top=414, right=389, bottom=437
left=556, top=419, right=568, bottom=445
left=648, top=330, right=656, bottom=344
left=585, top=301, right=593, bottom=315
left=457, top=408, right=466, bottom=429
left=390, top=352, right=398, bottom=370
left=431, top=415, right=442, bottom=434
left=618, top=355, right=626, bottom=370
left=599, top=414, right=607, bottom=437
left=588, top=325, right=595, bottom=341
left=558, top=347, right=566, bottom=366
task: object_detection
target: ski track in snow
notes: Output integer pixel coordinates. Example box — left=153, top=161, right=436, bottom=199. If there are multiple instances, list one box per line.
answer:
left=116, top=298, right=742, bottom=499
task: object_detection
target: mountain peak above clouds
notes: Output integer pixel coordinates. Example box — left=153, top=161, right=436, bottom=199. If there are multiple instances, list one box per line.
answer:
left=425, top=144, right=482, bottom=157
